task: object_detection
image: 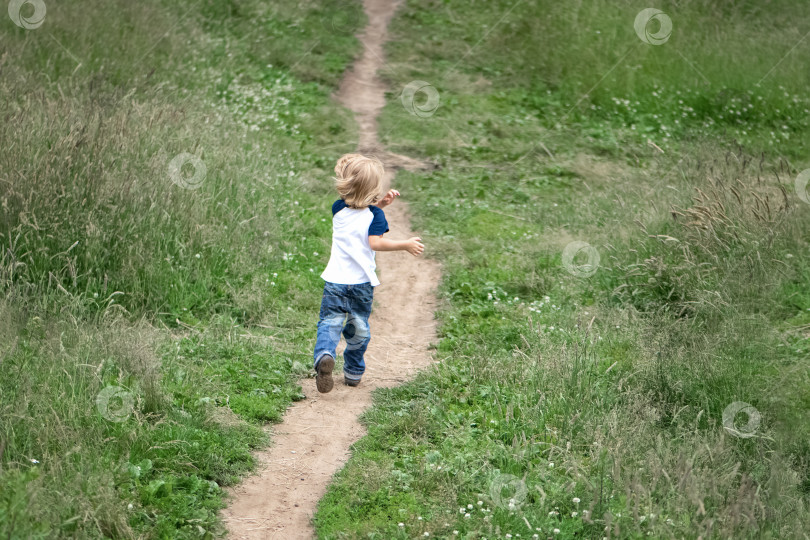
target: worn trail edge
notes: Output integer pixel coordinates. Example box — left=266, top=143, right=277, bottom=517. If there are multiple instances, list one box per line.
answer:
left=223, top=0, right=441, bottom=538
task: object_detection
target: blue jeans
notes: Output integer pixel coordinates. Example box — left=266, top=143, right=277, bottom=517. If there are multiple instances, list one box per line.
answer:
left=313, top=281, right=374, bottom=382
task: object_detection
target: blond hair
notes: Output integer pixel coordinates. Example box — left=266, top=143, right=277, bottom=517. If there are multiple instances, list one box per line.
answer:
left=334, top=153, right=384, bottom=208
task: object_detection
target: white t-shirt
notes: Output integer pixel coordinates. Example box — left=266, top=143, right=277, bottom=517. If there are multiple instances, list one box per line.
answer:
left=321, top=200, right=389, bottom=286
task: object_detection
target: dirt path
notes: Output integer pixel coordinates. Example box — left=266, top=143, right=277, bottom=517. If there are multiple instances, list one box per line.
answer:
left=223, top=1, right=440, bottom=538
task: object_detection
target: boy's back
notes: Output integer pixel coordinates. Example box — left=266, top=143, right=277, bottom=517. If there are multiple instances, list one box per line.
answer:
left=321, top=200, right=388, bottom=287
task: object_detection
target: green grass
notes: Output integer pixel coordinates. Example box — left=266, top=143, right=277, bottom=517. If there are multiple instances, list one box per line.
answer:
left=380, top=0, right=810, bottom=160
left=314, top=0, right=810, bottom=538
left=0, top=0, right=364, bottom=537
left=3, top=0, right=810, bottom=537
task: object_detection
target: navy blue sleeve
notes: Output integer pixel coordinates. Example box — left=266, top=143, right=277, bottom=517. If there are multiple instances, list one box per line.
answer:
left=332, top=199, right=347, bottom=216
left=368, top=205, right=389, bottom=236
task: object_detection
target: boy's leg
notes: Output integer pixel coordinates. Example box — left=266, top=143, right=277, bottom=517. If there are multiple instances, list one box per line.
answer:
left=313, top=313, right=344, bottom=367
left=313, top=283, right=348, bottom=393
left=341, top=315, right=370, bottom=386
left=341, top=283, right=374, bottom=386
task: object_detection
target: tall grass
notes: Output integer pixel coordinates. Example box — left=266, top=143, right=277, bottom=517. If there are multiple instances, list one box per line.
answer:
left=1, top=0, right=362, bottom=537
left=1, top=0, right=358, bottom=321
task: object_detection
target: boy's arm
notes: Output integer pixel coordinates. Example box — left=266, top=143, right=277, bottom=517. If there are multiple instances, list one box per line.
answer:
left=368, top=235, right=424, bottom=256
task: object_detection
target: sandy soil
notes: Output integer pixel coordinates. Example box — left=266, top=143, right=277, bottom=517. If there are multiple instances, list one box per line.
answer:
left=222, top=1, right=441, bottom=537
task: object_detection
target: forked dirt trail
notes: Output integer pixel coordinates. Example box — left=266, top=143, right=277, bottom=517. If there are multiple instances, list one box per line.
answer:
left=223, top=0, right=440, bottom=538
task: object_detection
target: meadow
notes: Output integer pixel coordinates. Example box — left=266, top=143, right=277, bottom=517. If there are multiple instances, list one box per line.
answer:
left=314, top=0, right=810, bottom=538
left=1, top=0, right=809, bottom=539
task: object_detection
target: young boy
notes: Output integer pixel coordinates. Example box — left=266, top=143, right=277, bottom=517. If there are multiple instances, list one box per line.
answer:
left=313, top=154, right=424, bottom=393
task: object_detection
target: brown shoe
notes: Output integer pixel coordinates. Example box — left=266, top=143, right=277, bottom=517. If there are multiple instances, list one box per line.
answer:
left=315, top=355, right=335, bottom=393
left=343, top=373, right=361, bottom=387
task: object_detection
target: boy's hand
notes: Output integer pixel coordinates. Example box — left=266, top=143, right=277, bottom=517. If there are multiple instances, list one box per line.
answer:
left=406, top=236, right=424, bottom=256
left=377, top=189, right=400, bottom=208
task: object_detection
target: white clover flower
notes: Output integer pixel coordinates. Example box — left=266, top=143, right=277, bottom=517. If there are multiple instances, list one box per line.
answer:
left=464, top=513, right=471, bottom=519
left=398, top=523, right=404, bottom=527
left=553, top=529, right=560, bottom=535
left=572, top=497, right=580, bottom=504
